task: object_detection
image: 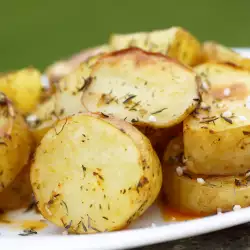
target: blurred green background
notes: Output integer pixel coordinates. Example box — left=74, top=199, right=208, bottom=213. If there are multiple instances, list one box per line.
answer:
left=1, top=0, right=250, bottom=71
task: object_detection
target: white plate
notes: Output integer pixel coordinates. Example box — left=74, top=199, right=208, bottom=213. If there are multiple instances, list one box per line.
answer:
left=1, top=48, right=250, bottom=250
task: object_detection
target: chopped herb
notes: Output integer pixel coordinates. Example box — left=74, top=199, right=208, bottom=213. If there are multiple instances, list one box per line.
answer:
left=193, top=98, right=200, bottom=102
left=200, top=116, right=219, bottom=124
left=93, top=172, right=104, bottom=180
left=235, top=179, right=242, bottom=187
left=220, top=115, right=233, bottom=124
left=87, top=215, right=100, bottom=232
left=151, top=108, right=168, bottom=115
left=129, top=101, right=141, bottom=111
left=120, top=128, right=125, bottom=133
left=137, top=176, right=149, bottom=189
left=83, top=77, right=93, bottom=90
left=0, top=141, right=7, bottom=146
left=102, top=216, right=108, bottom=220
left=65, top=220, right=72, bottom=230
left=82, top=165, right=86, bottom=172
left=25, top=196, right=39, bottom=212
left=81, top=220, right=87, bottom=232
left=54, top=119, right=68, bottom=135
left=60, top=200, right=68, bottom=214
left=100, top=112, right=109, bottom=118
left=123, top=95, right=136, bottom=104
left=131, top=118, right=139, bottom=123
left=19, top=229, right=37, bottom=236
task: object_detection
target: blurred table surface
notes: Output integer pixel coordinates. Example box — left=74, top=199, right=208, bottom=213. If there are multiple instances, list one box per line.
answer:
left=134, top=223, right=250, bottom=250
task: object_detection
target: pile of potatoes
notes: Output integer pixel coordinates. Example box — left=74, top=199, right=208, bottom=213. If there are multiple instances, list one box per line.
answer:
left=1, top=26, right=250, bottom=233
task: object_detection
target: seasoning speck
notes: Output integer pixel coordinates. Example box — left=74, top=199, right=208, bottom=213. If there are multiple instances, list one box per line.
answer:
left=148, top=115, right=157, bottom=122
left=197, top=178, right=205, bottom=185
left=238, top=115, right=247, bottom=121
left=223, top=88, right=231, bottom=96
left=176, top=166, right=183, bottom=176
left=233, top=205, right=241, bottom=211
left=222, top=110, right=232, bottom=118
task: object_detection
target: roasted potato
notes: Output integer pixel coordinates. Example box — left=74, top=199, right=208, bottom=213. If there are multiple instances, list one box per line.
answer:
left=0, top=93, right=33, bottom=192
left=110, top=27, right=201, bottom=66
left=82, top=48, right=199, bottom=129
left=0, top=165, right=32, bottom=210
left=45, top=44, right=110, bottom=83
left=0, top=68, right=43, bottom=114
left=31, top=113, right=162, bottom=234
left=163, top=135, right=250, bottom=215
left=184, top=63, right=250, bottom=175
left=201, top=41, right=250, bottom=70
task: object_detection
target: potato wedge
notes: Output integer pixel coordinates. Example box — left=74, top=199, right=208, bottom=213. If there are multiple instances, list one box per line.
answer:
left=163, top=135, right=250, bottom=215
left=31, top=113, right=162, bottom=234
left=201, top=41, right=250, bottom=70
left=110, top=27, right=201, bottom=66
left=82, top=48, right=199, bottom=128
left=0, top=68, right=43, bottom=114
left=45, top=45, right=110, bottom=83
left=0, top=165, right=32, bottom=210
left=0, top=93, right=33, bottom=191
left=184, top=63, right=250, bottom=175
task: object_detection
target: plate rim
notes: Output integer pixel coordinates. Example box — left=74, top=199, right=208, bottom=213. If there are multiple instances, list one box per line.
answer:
left=2, top=47, right=250, bottom=250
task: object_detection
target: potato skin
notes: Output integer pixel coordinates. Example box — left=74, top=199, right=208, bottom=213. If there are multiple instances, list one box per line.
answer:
left=163, top=136, right=250, bottom=215
left=0, top=68, right=42, bottom=114
left=0, top=94, right=33, bottom=192
left=31, top=113, right=162, bottom=234
left=110, top=27, right=201, bottom=66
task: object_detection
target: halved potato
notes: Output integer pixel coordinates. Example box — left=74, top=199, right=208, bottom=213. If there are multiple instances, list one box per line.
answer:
left=45, top=45, right=110, bottom=83
left=201, top=41, right=250, bottom=70
left=31, top=113, right=162, bottom=234
left=0, top=165, right=32, bottom=210
left=110, top=27, right=201, bottom=66
left=0, top=68, right=43, bottom=114
left=184, top=63, right=250, bottom=175
left=0, top=93, right=33, bottom=192
left=82, top=48, right=199, bottom=128
left=163, top=135, right=250, bottom=215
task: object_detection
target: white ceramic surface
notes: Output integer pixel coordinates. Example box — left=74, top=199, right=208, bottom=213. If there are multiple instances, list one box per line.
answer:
left=1, top=48, right=250, bottom=250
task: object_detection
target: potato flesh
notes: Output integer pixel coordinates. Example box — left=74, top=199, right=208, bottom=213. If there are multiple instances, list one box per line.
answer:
left=184, top=63, right=250, bottom=175
left=0, top=68, right=42, bottom=114
left=82, top=48, right=198, bottom=128
left=163, top=136, right=250, bottom=215
left=110, top=27, right=201, bottom=66
left=31, top=113, right=162, bottom=233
